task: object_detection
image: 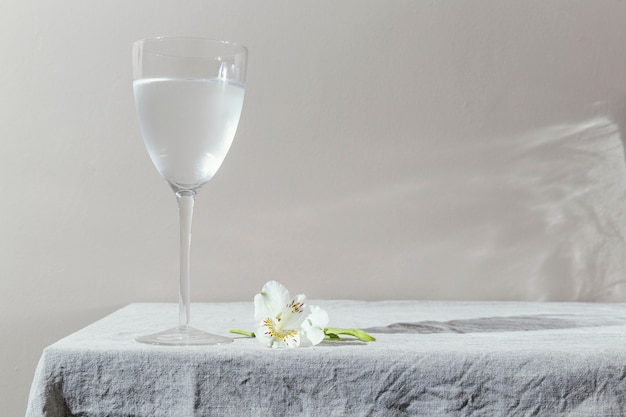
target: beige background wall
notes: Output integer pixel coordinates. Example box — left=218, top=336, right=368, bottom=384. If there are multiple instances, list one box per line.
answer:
left=4, top=0, right=626, bottom=413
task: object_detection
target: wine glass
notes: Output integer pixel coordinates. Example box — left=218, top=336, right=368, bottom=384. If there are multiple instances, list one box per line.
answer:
left=132, top=37, right=247, bottom=345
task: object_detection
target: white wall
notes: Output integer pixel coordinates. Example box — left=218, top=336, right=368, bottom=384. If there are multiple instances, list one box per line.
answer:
left=4, top=0, right=626, bottom=413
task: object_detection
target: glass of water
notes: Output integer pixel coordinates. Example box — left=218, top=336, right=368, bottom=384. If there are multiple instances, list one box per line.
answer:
left=132, top=37, right=247, bottom=345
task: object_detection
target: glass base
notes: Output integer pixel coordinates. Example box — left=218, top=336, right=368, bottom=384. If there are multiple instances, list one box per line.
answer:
left=135, top=325, right=233, bottom=346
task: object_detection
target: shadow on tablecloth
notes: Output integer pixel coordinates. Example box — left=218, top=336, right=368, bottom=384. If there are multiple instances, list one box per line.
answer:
left=363, top=314, right=626, bottom=334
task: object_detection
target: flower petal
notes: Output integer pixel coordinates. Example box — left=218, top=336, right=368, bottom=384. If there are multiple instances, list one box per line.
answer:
left=307, top=305, right=330, bottom=328
left=282, top=332, right=301, bottom=348
left=300, top=305, right=329, bottom=347
left=254, top=280, right=290, bottom=322
left=280, top=293, right=310, bottom=329
left=254, top=322, right=274, bottom=348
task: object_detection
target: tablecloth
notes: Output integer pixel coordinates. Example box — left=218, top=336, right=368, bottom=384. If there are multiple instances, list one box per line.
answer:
left=25, top=300, right=626, bottom=416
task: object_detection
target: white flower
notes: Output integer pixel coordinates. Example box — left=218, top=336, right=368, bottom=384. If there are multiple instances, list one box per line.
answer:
left=254, top=281, right=329, bottom=348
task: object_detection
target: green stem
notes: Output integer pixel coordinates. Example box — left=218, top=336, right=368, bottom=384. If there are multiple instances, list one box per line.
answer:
left=229, top=329, right=255, bottom=337
left=324, top=328, right=376, bottom=342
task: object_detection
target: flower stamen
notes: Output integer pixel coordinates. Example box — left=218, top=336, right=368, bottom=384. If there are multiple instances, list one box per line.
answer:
left=263, top=317, right=298, bottom=342
left=288, top=300, right=304, bottom=314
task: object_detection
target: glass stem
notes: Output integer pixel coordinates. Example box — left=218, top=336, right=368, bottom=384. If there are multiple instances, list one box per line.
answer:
left=176, top=190, right=196, bottom=328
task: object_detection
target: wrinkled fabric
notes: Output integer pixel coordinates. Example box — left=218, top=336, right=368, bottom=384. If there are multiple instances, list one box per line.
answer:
left=26, top=301, right=626, bottom=417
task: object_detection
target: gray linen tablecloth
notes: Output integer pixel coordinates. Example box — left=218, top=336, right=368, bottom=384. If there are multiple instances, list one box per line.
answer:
left=25, top=301, right=626, bottom=416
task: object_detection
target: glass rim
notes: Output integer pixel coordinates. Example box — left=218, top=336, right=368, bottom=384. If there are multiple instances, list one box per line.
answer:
left=133, top=36, right=248, bottom=59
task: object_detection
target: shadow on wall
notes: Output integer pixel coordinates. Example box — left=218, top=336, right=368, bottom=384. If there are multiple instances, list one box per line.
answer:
left=375, top=106, right=626, bottom=301
left=505, top=113, right=626, bottom=301
left=240, top=99, right=626, bottom=302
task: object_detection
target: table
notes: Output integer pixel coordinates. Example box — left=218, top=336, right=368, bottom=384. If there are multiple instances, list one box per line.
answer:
left=26, top=301, right=626, bottom=416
